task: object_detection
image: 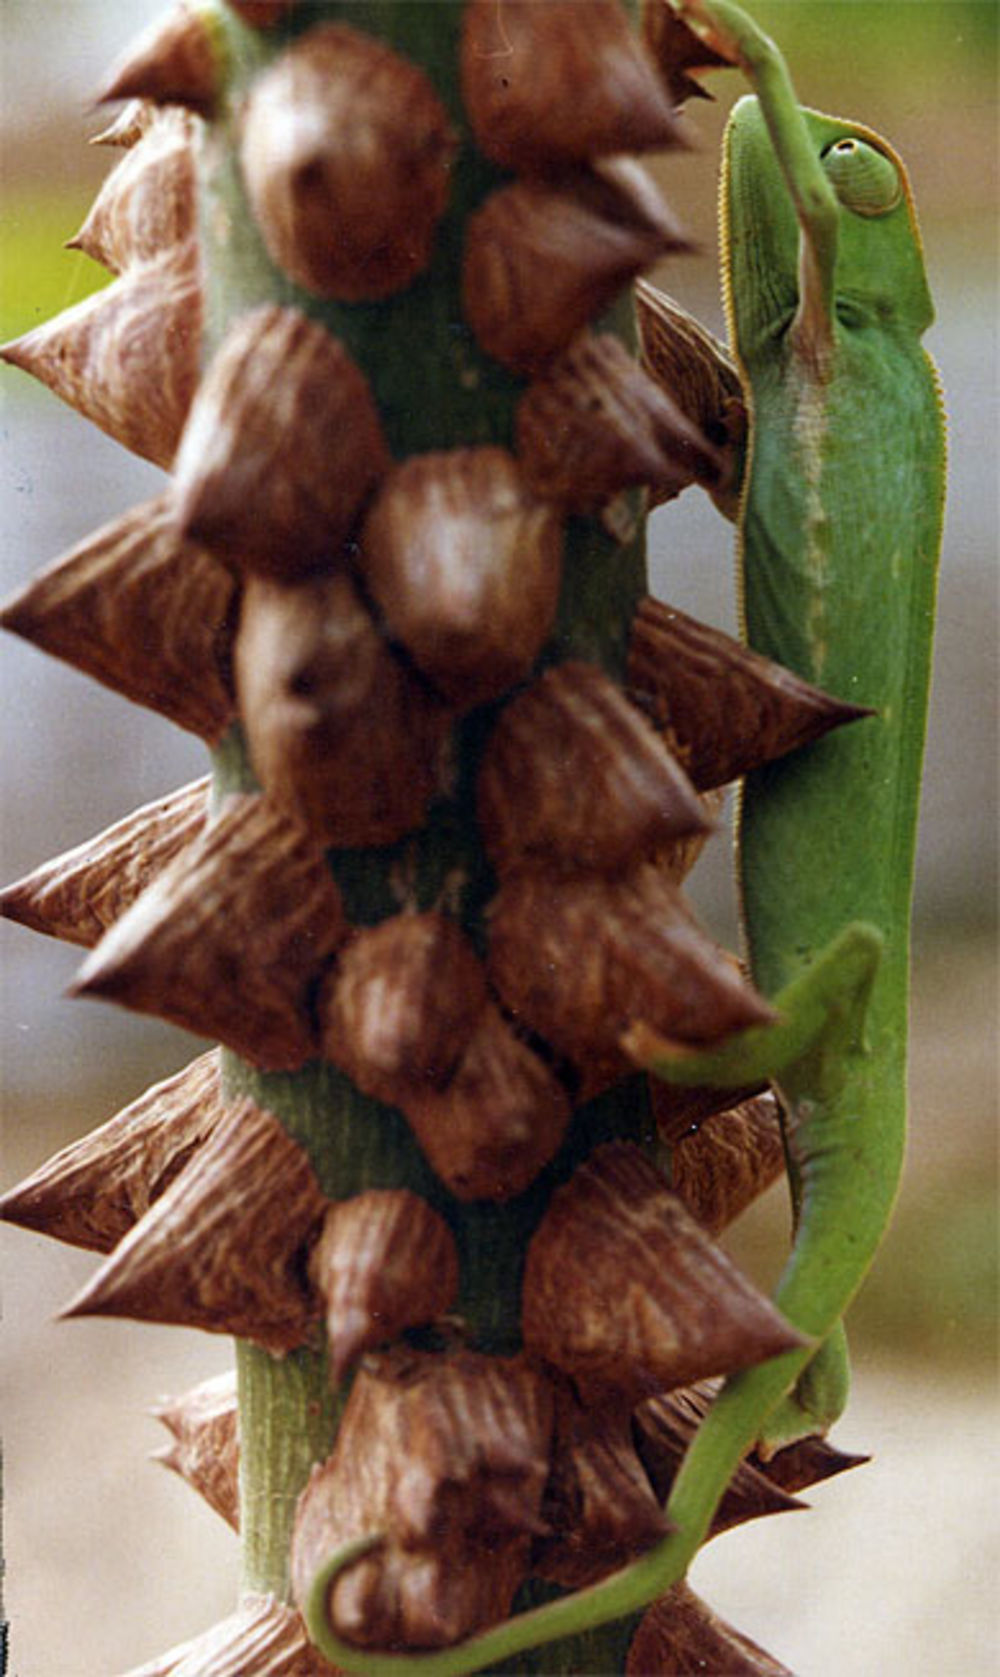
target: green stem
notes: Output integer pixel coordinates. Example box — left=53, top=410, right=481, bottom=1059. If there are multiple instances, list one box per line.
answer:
left=201, top=3, right=652, bottom=1667
left=237, top=1341, right=339, bottom=1599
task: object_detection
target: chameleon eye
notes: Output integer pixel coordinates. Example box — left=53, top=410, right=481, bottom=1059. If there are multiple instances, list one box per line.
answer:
left=821, top=136, right=903, bottom=217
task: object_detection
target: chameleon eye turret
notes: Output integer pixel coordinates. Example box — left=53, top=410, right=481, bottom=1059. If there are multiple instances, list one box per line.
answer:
left=822, top=134, right=903, bottom=216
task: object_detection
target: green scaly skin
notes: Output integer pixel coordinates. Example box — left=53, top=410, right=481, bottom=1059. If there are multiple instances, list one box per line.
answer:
left=723, top=33, right=943, bottom=1451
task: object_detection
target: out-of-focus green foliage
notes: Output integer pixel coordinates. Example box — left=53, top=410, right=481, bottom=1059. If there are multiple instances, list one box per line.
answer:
left=848, top=1174, right=999, bottom=1366
left=725, top=0, right=997, bottom=184
left=756, top=0, right=996, bottom=85
left=1, top=190, right=110, bottom=344
left=726, top=1165, right=998, bottom=1370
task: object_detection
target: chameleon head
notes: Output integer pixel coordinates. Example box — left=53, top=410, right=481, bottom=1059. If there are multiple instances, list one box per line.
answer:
left=722, top=94, right=935, bottom=358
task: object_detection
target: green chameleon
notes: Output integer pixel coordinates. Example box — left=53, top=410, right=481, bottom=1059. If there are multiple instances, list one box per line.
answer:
left=302, top=1, right=945, bottom=1667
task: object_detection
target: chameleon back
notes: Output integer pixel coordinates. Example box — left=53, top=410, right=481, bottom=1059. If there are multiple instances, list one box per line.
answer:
left=722, top=94, right=944, bottom=1017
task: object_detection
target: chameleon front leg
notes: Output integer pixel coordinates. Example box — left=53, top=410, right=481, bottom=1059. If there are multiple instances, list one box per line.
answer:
left=677, top=0, right=839, bottom=364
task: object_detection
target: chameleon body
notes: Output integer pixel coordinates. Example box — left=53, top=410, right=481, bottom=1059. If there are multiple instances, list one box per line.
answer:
left=302, top=4, right=944, bottom=1667
left=723, top=83, right=944, bottom=1446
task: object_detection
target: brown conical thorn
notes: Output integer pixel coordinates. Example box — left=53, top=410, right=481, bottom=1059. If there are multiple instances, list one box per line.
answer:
left=62, top=1094, right=326, bottom=1352
left=173, top=303, right=390, bottom=580
left=487, top=864, right=774, bottom=1099
left=0, top=497, right=236, bottom=740
left=360, top=448, right=564, bottom=709
left=751, top=1432, right=871, bottom=1494
left=1, top=777, right=209, bottom=951
left=240, top=23, right=457, bottom=301
left=521, top=1142, right=806, bottom=1401
left=89, top=98, right=155, bottom=149
left=634, top=1382, right=803, bottom=1536
left=628, top=596, right=875, bottom=789
left=151, top=1369, right=239, bottom=1530
left=533, top=1380, right=669, bottom=1589
left=641, top=0, right=735, bottom=106
left=636, top=277, right=747, bottom=518
left=477, top=660, right=710, bottom=879
left=0, top=1048, right=221, bottom=1254
left=654, top=782, right=725, bottom=887
left=309, top=1191, right=460, bottom=1386
left=117, top=1595, right=326, bottom=1677
left=0, top=245, right=201, bottom=469
left=462, top=159, right=689, bottom=375
left=235, top=574, right=451, bottom=848
left=318, top=910, right=488, bottom=1102
left=95, top=2, right=222, bottom=117
left=291, top=1349, right=555, bottom=1650
left=461, top=0, right=684, bottom=172
left=626, top=1582, right=794, bottom=1677
left=398, top=1002, right=571, bottom=1203
left=636, top=279, right=743, bottom=418
left=71, top=109, right=196, bottom=275
left=516, top=331, right=723, bottom=517
left=647, top=1068, right=766, bottom=1148
left=670, top=1090, right=786, bottom=1234
left=71, top=793, right=350, bottom=1071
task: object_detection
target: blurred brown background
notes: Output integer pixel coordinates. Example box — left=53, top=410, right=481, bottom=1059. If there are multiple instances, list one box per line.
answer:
left=2, top=3, right=996, bottom=1672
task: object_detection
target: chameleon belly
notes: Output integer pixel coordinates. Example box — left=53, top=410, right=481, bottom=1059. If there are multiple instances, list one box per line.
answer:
left=738, top=327, right=944, bottom=1009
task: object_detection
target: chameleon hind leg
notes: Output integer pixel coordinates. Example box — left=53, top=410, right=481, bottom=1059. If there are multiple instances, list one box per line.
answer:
left=299, top=927, right=884, bottom=1677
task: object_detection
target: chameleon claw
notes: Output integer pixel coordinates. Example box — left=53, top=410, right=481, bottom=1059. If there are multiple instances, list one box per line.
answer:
left=623, top=921, right=883, bottom=1092
left=756, top=1321, right=853, bottom=1455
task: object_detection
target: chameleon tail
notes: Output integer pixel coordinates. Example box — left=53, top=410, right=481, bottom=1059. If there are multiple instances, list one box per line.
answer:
left=300, top=924, right=883, bottom=1675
